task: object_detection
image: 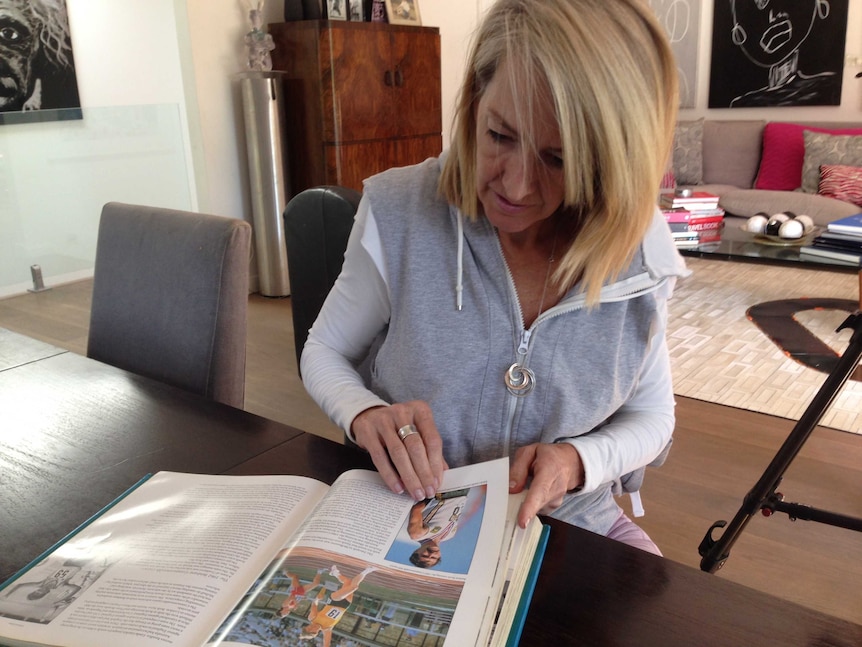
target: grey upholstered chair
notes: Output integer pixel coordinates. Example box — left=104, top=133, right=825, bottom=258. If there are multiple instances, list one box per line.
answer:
left=283, top=186, right=361, bottom=370
left=87, top=202, right=251, bottom=408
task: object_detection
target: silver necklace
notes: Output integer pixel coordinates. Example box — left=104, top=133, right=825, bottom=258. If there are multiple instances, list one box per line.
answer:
left=504, top=230, right=559, bottom=397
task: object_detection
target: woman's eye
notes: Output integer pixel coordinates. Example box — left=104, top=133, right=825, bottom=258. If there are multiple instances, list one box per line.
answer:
left=487, top=129, right=509, bottom=143
left=543, top=153, right=564, bottom=169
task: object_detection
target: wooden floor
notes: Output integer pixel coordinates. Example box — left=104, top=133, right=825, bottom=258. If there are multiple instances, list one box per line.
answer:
left=1, top=280, right=860, bottom=626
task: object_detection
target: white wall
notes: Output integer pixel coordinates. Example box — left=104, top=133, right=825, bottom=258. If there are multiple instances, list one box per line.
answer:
left=67, top=0, right=198, bottom=203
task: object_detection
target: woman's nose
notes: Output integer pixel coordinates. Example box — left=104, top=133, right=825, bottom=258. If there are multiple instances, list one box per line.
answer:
left=501, top=156, right=535, bottom=201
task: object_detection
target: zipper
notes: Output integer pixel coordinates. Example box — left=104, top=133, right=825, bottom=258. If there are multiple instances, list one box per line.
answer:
left=497, top=257, right=670, bottom=456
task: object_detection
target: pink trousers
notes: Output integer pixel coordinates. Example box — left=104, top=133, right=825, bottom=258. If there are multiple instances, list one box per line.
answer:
left=606, top=510, right=663, bottom=556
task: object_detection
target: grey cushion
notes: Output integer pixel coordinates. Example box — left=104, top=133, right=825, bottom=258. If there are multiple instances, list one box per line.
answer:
left=87, top=202, right=251, bottom=408
left=800, top=131, right=862, bottom=194
left=673, top=119, right=704, bottom=185
left=701, top=120, right=765, bottom=188
left=717, top=189, right=861, bottom=227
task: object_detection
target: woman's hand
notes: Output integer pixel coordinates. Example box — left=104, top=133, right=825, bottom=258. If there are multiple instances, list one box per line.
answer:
left=509, top=442, right=584, bottom=528
left=351, top=400, right=447, bottom=500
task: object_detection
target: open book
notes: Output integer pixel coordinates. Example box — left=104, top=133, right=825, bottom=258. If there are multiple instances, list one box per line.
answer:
left=0, top=458, right=547, bottom=647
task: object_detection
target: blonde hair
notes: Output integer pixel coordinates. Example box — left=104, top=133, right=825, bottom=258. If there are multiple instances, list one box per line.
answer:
left=440, top=0, right=679, bottom=304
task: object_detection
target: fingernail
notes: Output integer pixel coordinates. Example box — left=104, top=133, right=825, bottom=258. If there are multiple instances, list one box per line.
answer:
left=509, top=480, right=516, bottom=490
left=394, top=480, right=405, bottom=495
left=414, top=489, right=425, bottom=501
left=425, top=486, right=436, bottom=498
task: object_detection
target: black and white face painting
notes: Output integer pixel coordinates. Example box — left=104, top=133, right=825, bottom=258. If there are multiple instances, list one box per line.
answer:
left=0, top=0, right=42, bottom=110
left=730, top=0, right=826, bottom=69
left=0, top=0, right=80, bottom=118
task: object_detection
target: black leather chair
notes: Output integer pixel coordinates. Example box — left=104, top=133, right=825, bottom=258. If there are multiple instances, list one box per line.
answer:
left=283, top=186, right=361, bottom=371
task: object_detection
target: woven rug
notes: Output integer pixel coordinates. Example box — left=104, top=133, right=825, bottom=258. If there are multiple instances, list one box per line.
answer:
left=667, top=257, right=861, bottom=434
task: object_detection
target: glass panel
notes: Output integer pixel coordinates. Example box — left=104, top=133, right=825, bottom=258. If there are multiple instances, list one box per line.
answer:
left=0, top=104, right=193, bottom=297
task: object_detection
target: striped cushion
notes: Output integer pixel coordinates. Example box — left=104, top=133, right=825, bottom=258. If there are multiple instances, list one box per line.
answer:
left=818, top=164, right=862, bottom=208
left=659, top=167, right=676, bottom=190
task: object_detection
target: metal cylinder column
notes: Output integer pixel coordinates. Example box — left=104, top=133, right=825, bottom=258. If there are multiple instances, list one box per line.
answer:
left=239, top=71, right=291, bottom=297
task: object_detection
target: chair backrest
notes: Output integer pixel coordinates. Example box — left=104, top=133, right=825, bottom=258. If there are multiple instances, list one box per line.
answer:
left=283, top=186, right=361, bottom=370
left=87, top=202, right=251, bottom=408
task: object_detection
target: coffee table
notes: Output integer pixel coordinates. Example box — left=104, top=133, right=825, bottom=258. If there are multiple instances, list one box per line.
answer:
left=679, top=215, right=857, bottom=268
left=679, top=215, right=861, bottom=307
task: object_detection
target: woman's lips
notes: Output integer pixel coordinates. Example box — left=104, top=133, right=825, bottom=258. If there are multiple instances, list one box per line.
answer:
left=492, top=190, right=533, bottom=216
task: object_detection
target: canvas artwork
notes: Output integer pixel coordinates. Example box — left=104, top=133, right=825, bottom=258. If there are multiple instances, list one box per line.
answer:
left=708, top=0, right=848, bottom=108
left=0, top=0, right=82, bottom=125
left=647, top=0, right=701, bottom=109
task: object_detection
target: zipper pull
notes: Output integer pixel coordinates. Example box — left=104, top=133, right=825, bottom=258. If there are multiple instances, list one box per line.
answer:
left=517, top=329, right=532, bottom=359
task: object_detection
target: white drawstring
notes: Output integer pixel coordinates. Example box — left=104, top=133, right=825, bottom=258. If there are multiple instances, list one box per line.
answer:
left=629, top=491, right=645, bottom=517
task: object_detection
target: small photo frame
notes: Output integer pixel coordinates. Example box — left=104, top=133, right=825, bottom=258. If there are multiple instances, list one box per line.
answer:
left=385, top=0, right=421, bottom=25
left=326, top=0, right=348, bottom=20
left=348, top=0, right=364, bottom=21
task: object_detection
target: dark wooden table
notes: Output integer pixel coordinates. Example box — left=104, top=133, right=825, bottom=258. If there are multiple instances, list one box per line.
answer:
left=0, top=328, right=67, bottom=372
left=0, top=329, right=302, bottom=583
left=2, top=329, right=860, bottom=646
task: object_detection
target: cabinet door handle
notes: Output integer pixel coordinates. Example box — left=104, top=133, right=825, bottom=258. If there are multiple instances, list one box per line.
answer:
left=384, top=70, right=393, bottom=86
left=394, top=69, right=404, bottom=87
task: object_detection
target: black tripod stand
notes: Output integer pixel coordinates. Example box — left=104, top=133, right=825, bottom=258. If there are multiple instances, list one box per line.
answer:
left=699, top=310, right=862, bottom=573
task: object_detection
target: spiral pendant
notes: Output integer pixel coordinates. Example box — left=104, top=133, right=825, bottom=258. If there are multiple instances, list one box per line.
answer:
left=504, top=363, right=535, bottom=397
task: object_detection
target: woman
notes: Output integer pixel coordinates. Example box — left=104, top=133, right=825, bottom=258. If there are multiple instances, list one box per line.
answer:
left=301, top=0, right=686, bottom=554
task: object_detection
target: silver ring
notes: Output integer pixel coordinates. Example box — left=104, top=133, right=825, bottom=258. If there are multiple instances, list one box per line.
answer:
left=397, top=424, right=419, bottom=441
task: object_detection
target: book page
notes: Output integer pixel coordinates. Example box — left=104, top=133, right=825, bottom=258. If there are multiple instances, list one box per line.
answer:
left=0, top=472, right=329, bottom=647
left=207, top=458, right=513, bottom=647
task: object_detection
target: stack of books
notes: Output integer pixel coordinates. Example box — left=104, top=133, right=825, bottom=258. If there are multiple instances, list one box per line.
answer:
left=800, top=213, right=862, bottom=266
left=660, top=191, right=724, bottom=247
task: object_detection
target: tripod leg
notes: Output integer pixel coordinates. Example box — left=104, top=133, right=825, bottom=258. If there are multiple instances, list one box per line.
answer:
left=699, top=312, right=862, bottom=573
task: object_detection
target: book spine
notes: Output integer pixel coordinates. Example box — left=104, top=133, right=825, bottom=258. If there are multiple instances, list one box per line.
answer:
left=686, top=217, right=724, bottom=233
left=660, top=200, right=720, bottom=210
left=684, top=207, right=725, bottom=217
left=504, top=524, right=550, bottom=647
left=661, top=209, right=693, bottom=223
left=812, top=239, right=862, bottom=252
left=826, top=224, right=862, bottom=236
left=800, top=245, right=862, bottom=264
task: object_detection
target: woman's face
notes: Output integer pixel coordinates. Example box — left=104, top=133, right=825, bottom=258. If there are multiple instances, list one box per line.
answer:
left=475, top=61, right=565, bottom=235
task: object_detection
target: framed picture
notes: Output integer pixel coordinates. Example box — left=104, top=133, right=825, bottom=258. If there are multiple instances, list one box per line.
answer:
left=348, top=0, right=363, bottom=21
left=385, top=0, right=421, bottom=26
left=0, top=0, right=82, bottom=126
left=326, top=0, right=348, bottom=20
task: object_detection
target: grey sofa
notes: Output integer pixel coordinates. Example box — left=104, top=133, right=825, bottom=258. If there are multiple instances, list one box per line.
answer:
left=672, top=119, right=862, bottom=227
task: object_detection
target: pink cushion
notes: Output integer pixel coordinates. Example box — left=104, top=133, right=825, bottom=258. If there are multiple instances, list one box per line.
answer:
left=819, top=164, right=862, bottom=208
left=755, top=123, right=862, bottom=191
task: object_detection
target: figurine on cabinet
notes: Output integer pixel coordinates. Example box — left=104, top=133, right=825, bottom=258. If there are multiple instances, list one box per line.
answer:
left=244, top=1, right=276, bottom=71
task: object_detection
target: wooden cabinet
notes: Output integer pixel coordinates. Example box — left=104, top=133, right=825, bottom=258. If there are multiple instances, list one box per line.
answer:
left=268, top=20, right=442, bottom=194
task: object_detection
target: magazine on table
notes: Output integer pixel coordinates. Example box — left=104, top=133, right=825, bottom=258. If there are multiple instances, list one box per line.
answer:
left=0, top=459, right=548, bottom=647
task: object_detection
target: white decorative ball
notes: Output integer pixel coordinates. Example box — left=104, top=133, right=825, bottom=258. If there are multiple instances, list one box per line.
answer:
left=779, top=219, right=804, bottom=239
left=770, top=213, right=790, bottom=223
left=746, top=214, right=768, bottom=234
left=795, top=214, right=814, bottom=232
